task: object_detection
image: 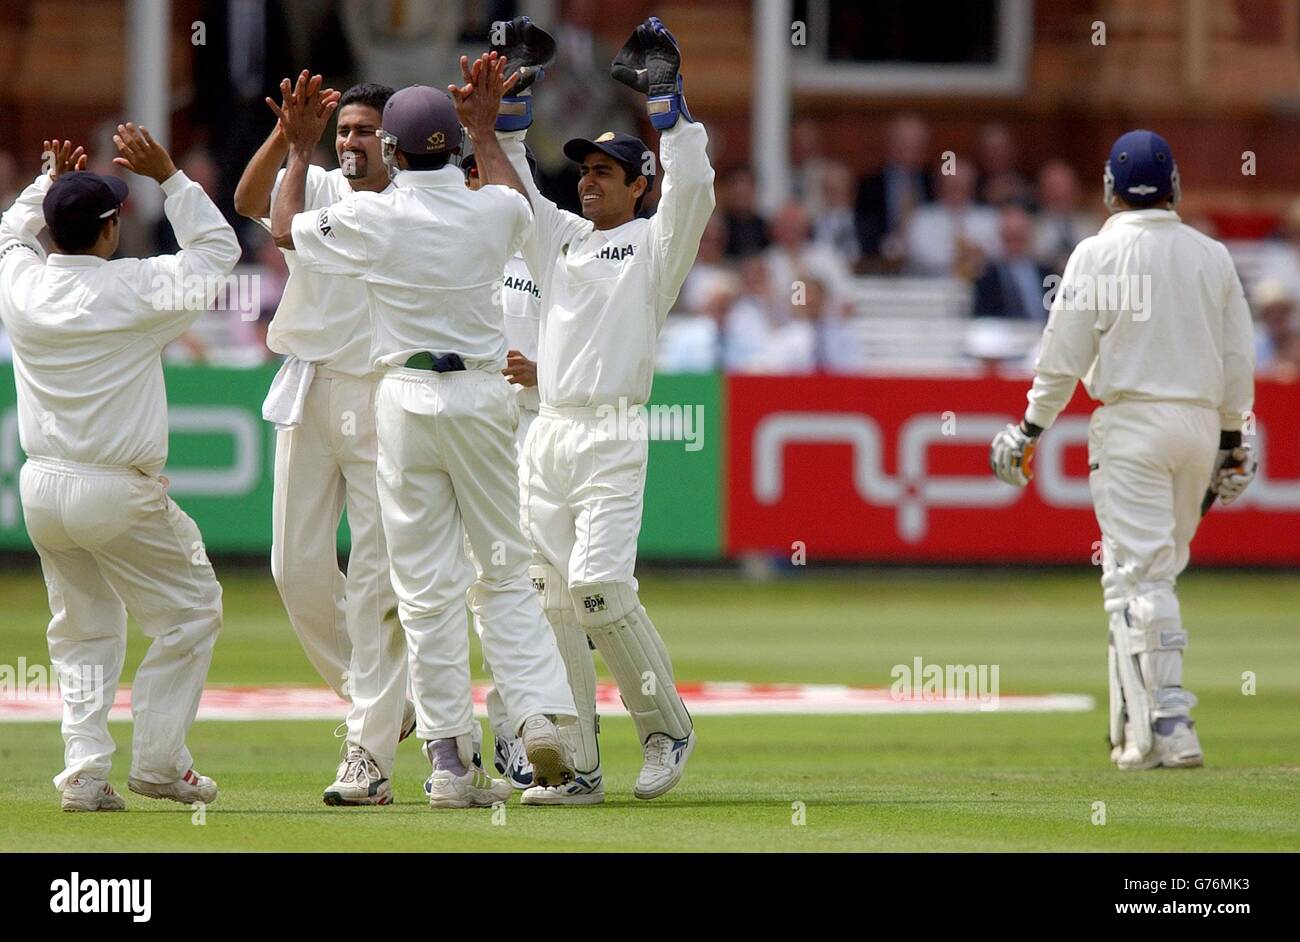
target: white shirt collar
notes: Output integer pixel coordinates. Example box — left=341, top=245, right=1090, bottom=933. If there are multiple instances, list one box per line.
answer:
left=1102, top=208, right=1181, bottom=231
left=392, top=166, right=465, bottom=189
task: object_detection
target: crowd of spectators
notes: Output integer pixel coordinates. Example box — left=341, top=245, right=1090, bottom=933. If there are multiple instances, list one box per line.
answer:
left=3, top=105, right=1300, bottom=380
left=662, top=113, right=1300, bottom=379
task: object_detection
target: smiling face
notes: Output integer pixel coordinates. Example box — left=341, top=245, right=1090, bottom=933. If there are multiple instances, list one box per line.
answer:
left=335, top=103, right=387, bottom=191
left=577, top=152, right=645, bottom=230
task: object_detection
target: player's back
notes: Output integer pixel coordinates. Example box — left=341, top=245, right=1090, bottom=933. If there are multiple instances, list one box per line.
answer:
left=335, top=169, right=531, bottom=368
left=2, top=256, right=196, bottom=472
left=1064, top=209, right=1247, bottom=412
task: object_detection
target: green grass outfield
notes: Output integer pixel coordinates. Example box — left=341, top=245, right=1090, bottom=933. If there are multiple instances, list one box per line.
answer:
left=1, top=567, right=1298, bottom=852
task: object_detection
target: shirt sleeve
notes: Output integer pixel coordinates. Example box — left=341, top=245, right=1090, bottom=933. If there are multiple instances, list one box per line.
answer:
left=125, top=170, right=243, bottom=343
left=1218, top=250, right=1256, bottom=431
left=0, top=174, right=52, bottom=300
left=496, top=128, right=588, bottom=278
left=496, top=183, right=538, bottom=258
left=0, top=173, right=53, bottom=246
left=258, top=164, right=330, bottom=236
left=290, top=196, right=371, bottom=277
left=648, top=121, right=717, bottom=321
left=1024, top=240, right=1104, bottom=429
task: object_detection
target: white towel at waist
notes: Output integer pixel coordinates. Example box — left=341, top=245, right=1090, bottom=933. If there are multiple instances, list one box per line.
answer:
left=261, top=356, right=316, bottom=431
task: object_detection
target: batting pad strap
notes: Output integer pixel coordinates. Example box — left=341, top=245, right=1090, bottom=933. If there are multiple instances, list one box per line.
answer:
left=571, top=581, right=692, bottom=742
left=529, top=561, right=568, bottom=614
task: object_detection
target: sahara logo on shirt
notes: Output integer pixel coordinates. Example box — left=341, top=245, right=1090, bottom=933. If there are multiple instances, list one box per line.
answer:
left=317, top=208, right=335, bottom=239
left=596, top=243, right=635, bottom=261
left=503, top=274, right=540, bottom=299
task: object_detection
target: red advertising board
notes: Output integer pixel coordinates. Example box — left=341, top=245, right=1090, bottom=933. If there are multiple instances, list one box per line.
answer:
left=725, top=375, right=1300, bottom=564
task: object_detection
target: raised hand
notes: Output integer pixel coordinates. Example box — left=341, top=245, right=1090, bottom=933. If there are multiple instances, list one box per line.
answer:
left=265, top=70, right=341, bottom=152
left=112, top=123, right=177, bottom=183
left=42, top=139, right=88, bottom=180
left=449, top=52, right=519, bottom=139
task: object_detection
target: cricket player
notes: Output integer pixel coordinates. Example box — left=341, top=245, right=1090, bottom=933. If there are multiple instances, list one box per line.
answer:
left=989, top=130, right=1256, bottom=770
left=0, top=129, right=241, bottom=810
left=471, top=17, right=716, bottom=803
left=271, top=60, right=578, bottom=808
left=462, top=146, right=544, bottom=789
left=236, top=74, right=412, bottom=806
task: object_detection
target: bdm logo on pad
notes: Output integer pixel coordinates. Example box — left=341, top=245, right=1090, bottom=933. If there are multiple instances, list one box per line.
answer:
left=583, top=594, right=607, bottom=614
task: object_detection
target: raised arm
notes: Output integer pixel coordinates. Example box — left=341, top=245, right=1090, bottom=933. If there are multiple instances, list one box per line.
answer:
left=610, top=17, right=716, bottom=311
left=0, top=140, right=87, bottom=246
left=233, top=79, right=295, bottom=219
left=111, top=124, right=241, bottom=338
left=268, top=72, right=340, bottom=249
left=451, top=52, right=529, bottom=203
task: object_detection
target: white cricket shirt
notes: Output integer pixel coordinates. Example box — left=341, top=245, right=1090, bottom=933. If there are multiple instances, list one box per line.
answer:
left=264, top=165, right=392, bottom=376
left=498, top=121, right=716, bottom=407
left=502, top=251, right=541, bottom=412
left=1025, top=209, right=1255, bottom=431
left=0, top=171, right=241, bottom=472
left=290, top=165, right=532, bottom=369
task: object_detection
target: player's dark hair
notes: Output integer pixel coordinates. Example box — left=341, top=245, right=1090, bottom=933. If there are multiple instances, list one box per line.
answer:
left=338, top=83, right=394, bottom=116
left=403, top=151, right=452, bottom=171
left=49, top=212, right=115, bottom=253
left=620, top=163, right=652, bottom=215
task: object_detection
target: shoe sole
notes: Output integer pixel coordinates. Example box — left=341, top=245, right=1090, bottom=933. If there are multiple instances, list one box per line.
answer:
left=520, top=789, right=605, bottom=806
left=634, top=736, right=696, bottom=800
left=127, top=780, right=217, bottom=805
left=524, top=730, right=574, bottom=788
left=62, top=801, right=126, bottom=812
left=323, top=788, right=393, bottom=806
left=427, top=793, right=509, bottom=809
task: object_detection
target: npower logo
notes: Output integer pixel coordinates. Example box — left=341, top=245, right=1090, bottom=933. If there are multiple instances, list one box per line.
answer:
left=752, top=412, right=1300, bottom=543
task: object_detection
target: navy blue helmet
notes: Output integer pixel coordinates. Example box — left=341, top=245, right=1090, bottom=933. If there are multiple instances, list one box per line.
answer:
left=1104, top=129, right=1179, bottom=211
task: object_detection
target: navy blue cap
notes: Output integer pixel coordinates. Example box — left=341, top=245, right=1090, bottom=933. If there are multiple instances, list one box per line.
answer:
left=43, top=171, right=129, bottom=234
left=564, top=132, right=655, bottom=192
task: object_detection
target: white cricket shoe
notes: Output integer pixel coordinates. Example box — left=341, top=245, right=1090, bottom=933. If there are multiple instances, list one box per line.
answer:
left=323, top=744, right=392, bottom=806
left=1115, top=720, right=1204, bottom=771
left=424, top=767, right=513, bottom=809
left=128, top=768, right=218, bottom=804
left=423, top=740, right=512, bottom=809
left=61, top=775, right=127, bottom=812
left=521, top=715, right=574, bottom=788
left=521, top=769, right=605, bottom=806
left=634, top=731, right=695, bottom=800
left=494, top=735, right=534, bottom=790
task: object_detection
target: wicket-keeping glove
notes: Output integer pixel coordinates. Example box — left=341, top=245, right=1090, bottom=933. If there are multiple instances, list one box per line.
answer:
left=611, top=16, right=694, bottom=130
left=491, top=16, right=556, bottom=131
left=989, top=420, right=1041, bottom=488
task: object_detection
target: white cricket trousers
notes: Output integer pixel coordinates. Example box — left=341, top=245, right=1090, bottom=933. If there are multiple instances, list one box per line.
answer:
left=522, top=406, right=648, bottom=588
left=477, top=406, right=538, bottom=741
left=19, top=457, right=221, bottom=790
left=270, top=371, right=406, bottom=774
left=1088, top=400, right=1219, bottom=593
left=1089, top=400, right=1219, bottom=712
left=374, top=368, right=575, bottom=741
